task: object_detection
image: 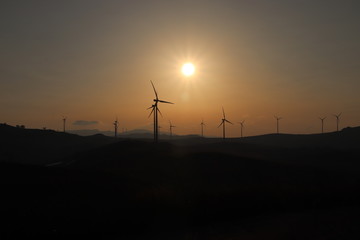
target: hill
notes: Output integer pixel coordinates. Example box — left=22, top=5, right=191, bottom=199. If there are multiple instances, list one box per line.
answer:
left=1, top=123, right=360, bottom=237
left=238, top=126, right=360, bottom=149
left=0, top=123, right=117, bottom=165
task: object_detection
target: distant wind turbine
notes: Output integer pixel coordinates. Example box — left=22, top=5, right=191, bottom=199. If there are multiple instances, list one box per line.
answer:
left=333, top=112, right=342, bottom=132
left=319, top=117, right=326, bottom=134
left=62, top=117, right=67, bottom=133
left=218, top=107, right=233, bottom=139
left=169, top=120, right=176, bottom=138
left=200, top=119, right=205, bottom=138
left=238, top=120, right=245, bottom=138
left=148, top=81, right=174, bottom=142
left=113, top=118, right=119, bottom=138
left=274, top=116, right=282, bottom=134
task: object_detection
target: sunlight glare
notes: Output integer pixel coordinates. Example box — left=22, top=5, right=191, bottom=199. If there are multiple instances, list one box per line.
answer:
left=181, top=63, right=195, bottom=76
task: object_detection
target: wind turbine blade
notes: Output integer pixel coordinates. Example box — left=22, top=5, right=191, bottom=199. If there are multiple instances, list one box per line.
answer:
left=217, top=121, right=224, bottom=128
left=225, top=119, right=233, bottom=124
left=148, top=108, right=155, bottom=118
left=159, top=100, right=174, bottom=104
left=147, top=105, right=154, bottom=110
left=157, top=108, right=163, bottom=117
left=150, top=80, right=159, bottom=100
left=222, top=107, right=225, bottom=118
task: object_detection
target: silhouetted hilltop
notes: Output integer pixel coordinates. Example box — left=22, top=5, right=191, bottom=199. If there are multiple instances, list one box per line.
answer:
left=0, top=124, right=116, bottom=165
left=2, top=123, right=360, bottom=167
left=238, top=126, right=360, bottom=149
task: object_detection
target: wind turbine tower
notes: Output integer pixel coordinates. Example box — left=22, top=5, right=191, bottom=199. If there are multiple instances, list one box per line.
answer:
left=114, top=118, right=119, bottom=138
left=200, top=119, right=205, bottom=138
left=169, top=120, right=176, bottom=138
left=274, top=116, right=282, bottom=134
left=333, top=113, right=342, bottom=132
left=319, top=117, right=326, bottom=134
left=62, top=117, right=67, bottom=133
left=218, top=107, right=233, bottom=139
left=238, top=120, right=245, bottom=138
left=148, top=81, right=174, bottom=142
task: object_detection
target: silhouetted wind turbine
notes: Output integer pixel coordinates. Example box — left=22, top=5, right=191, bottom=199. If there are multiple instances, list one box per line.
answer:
left=113, top=118, right=118, bottom=138
left=148, top=81, right=174, bottom=142
left=200, top=119, right=205, bottom=137
left=274, top=116, right=282, bottom=134
left=62, top=117, right=66, bottom=133
left=169, top=120, right=176, bottom=138
left=218, top=107, right=233, bottom=139
left=238, top=120, right=245, bottom=138
left=333, top=112, right=342, bottom=132
left=319, top=117, right=326, bottom=134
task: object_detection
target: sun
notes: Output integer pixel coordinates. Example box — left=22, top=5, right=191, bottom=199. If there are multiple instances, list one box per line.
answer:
left=181, top=63, right=195, bottom=76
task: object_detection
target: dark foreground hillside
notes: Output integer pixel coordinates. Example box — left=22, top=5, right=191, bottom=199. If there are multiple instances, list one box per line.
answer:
left=0, top=124, right=117, bottom=165
left=1, top=136, right=360, bottom=238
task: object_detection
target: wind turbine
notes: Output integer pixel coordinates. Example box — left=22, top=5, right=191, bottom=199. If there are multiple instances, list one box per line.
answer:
left=200, top=119, right=205, bottom=138
left=169, top=120, right=176, bottom=139
left=113, top=118, right=119, bottom=138
left=62, top=117, right=66, bottom=133
left=238, top=120, right=245, bottom=138
left=218, top=107, right=233, bottom=139
left=319, top=117, right=326, bottom=134
left=274, top=116, right=282, bottom=134
left=148, top=81, right=174, bottom=142
left=333, top=112, right=342, bottom=132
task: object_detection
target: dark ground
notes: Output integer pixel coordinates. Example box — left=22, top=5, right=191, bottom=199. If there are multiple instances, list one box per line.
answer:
left=1, top=124, right=360, bottom=238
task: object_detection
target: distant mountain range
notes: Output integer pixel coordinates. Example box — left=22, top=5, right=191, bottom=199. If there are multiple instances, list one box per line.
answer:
left=68, top=128, right=153, bottom=137
left=2, top=123, right=360, bottom=148
left=1, top=123, right=360, bottom=167
left=68, top=128, right=200, bottom=140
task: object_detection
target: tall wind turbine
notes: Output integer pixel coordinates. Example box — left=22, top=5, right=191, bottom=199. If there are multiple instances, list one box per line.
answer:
left=148, top=104, right=157, bottom=139
left=333, top=112, right=342, bottom=132
left=218, top=107, right=233, bottom=139
left=113, top=118, right=119, bottom=138
left=62, top=117, right=67, bottom=133
left=238, top=120, right=245, bottom=138
left=169, top=120, right=176, bottom=138
left=200, top=119, right=205, bottom=138
left=148, top=81, right=174, bottom=142
left=274, top=116, right=282, bottom=134
left=319, top=117, right=326, bottom=134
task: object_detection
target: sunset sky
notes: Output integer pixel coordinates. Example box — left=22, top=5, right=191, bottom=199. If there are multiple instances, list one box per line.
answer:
left=1, top=1, right=360, bottom=137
